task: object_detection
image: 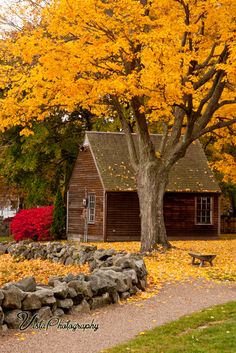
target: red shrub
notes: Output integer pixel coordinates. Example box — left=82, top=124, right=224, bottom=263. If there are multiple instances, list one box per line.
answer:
left=10, top=206, right=54, bottom=241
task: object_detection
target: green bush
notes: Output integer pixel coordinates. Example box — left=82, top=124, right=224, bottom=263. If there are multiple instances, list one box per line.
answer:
left=51, top=189, right=66, bottom=240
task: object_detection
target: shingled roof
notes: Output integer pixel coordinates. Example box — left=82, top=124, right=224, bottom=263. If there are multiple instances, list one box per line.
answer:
left=84, top=131, right=221, bottom=193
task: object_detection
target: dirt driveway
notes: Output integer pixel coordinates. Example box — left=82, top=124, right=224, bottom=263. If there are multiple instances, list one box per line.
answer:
left=1, top=279, right=236, bottom=353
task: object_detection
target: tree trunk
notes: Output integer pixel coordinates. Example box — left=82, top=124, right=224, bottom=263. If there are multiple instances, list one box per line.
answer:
left=137, top=160, right=171, bottom=252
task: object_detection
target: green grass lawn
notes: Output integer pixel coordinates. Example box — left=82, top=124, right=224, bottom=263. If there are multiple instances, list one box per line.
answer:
left=0, top=235, right=12, bottom=242
left=104, top=301, right=236, bottom=353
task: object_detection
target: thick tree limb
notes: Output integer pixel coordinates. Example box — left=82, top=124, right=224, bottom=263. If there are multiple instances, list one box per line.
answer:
left=160, top=123, right=169, bottom=156
left=195, top=43, right=217, bottom=70
left=193, top=70, right=226, bottom=135
left=169, top=106, right=185, bottom=147
left=193, top=67, right=216, bottom=90
left=196, top=71, right=224, bottom=116
left=130, top=96, right=156, bottom=163
left=111, top=96, right=139, bottom=171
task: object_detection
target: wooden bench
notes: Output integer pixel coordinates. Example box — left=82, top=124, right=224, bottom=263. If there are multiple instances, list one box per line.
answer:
left=189, top=252, right=216, bottom=267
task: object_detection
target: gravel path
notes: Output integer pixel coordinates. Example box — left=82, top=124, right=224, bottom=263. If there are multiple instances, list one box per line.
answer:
left=1, top=279, right=236, bottom=353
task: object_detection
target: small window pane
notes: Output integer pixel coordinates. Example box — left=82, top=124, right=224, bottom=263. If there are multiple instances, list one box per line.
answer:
left=88, top=193, right=96, bottom=224
left=196, top=197, right=212, bottom=224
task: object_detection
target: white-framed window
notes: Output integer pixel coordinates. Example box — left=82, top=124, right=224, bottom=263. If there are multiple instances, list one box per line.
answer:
left=88, top=193, right=96, bottom=224
left=195, top=196, right=213, bottom=225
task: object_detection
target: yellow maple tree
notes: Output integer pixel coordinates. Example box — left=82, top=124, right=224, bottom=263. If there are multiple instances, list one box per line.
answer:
left=0, top=0, right=236, bottom=251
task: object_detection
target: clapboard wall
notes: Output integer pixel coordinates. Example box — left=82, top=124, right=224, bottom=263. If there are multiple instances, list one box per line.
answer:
left=67, top=147, right=104, bottom=241
left=105, top=192, right=220, bottom=241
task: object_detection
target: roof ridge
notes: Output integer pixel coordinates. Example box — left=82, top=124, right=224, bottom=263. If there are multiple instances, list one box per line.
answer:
left=85, top=131, right=163, bottom=136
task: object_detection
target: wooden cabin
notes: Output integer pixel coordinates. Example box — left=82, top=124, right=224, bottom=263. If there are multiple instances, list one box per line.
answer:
left=67, top=132, right=221, bottom=242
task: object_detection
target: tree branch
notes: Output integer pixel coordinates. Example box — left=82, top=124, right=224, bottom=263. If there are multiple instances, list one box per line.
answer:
left=217, top=99, right=236, bottom=109
left=196, top=118, right=236, bottom=138
left=196, top=71, right=223, bottom=116
left=111, top=96, right=139, bottom=170
left=160, top=123, right=169, bottom=156
left=169, top=106, right=185, bottom=147
left=193, top=67, right=216, bottom=90
left=195, top=43, right=217, bottom=70
left=194, top=72, right=226, bottom=134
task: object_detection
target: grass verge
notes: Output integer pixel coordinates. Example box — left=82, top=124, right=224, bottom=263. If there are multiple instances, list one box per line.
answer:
left=0, top=235, right=12, bottom=243
left=104, top=301, right=236, bottom=353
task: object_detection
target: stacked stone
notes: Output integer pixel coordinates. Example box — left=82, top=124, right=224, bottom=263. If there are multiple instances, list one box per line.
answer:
left=0, top=240, right=97, bottom=266
left=0, top=246, right=148, bottom=330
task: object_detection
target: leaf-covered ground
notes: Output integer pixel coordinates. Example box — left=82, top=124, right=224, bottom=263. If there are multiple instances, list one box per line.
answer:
left=0, top=240, right=235, bottom=301
left=0, top=255, right=89, bottom=287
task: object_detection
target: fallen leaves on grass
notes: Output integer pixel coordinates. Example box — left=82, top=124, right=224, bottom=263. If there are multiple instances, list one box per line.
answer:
left=0, top=254, right=89, bottom=287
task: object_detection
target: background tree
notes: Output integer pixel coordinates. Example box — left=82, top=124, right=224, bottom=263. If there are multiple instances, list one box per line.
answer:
left=202, top=129, right=236, bottom=215
left=0, top=109, right=93, bottom=207
left=51, top=188, right=66, bottom=240
left=0, top=0, right=236, bottom=252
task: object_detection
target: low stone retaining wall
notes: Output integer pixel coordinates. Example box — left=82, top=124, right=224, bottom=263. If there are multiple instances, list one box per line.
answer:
left=0, top=240, right=97, bottom=266
left=0, top=241, right=148, bottom=331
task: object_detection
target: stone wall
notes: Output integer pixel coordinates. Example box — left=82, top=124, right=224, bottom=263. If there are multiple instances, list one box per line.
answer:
left=0, top=240, right=148, bottom=330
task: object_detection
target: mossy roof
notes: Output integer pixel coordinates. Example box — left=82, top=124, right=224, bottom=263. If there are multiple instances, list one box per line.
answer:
left=85, top=131, right=221, bottom=193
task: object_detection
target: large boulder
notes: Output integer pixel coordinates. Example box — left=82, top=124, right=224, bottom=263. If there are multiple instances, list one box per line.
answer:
left=89, top=293, right=111, bottom=309
left=35, top=306, right=52, bottom=321
left=3, top=309, right=31, bottom=329
left=68, top=280, right=93, bottom=298
left=67, top=287, right=77, bottom=298
left=122, top=269, right=138, bottom=284
left=69, top=299, right=90, bottom=315
left=2, top=285, right=26, bottom=309
left=22, top=293, right=42, bottom=310
left=34, top=288, right=56, bottom=306
left=93, top=249, right=117, bottom=261
left=89, top=269, right=130, bottom=294
left=61, top=273, right=77, bottom=283
left=53, top=308, right=64, bottom=317
left=15, top=277, right=37, bottom=292
left=77, top=245, right=97, bottom=265
left=53, top=283, right=69, bottom=299
left=113, top=254, right=148, bottom=279
left=56, top=298, right=73, bottom=309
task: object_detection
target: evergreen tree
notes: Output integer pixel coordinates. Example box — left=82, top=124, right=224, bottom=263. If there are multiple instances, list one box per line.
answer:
left=51, top=189, right=66, bottom=240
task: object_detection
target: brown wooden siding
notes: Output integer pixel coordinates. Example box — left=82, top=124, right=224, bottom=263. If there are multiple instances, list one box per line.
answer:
left=67, top=147, right=104, bottom=241
left=106, top=192, right=141, bottom=241
left=164, top=193, right=219, bottom=238
left=106, top=192, right=219, bottom=241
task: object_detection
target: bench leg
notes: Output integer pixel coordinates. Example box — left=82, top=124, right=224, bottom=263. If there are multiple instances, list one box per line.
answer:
left=192, top=257, right=196, bottom=265
left=210, top=260, right=213, bottom=267
left=200, top=260, right=205, bottom=267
